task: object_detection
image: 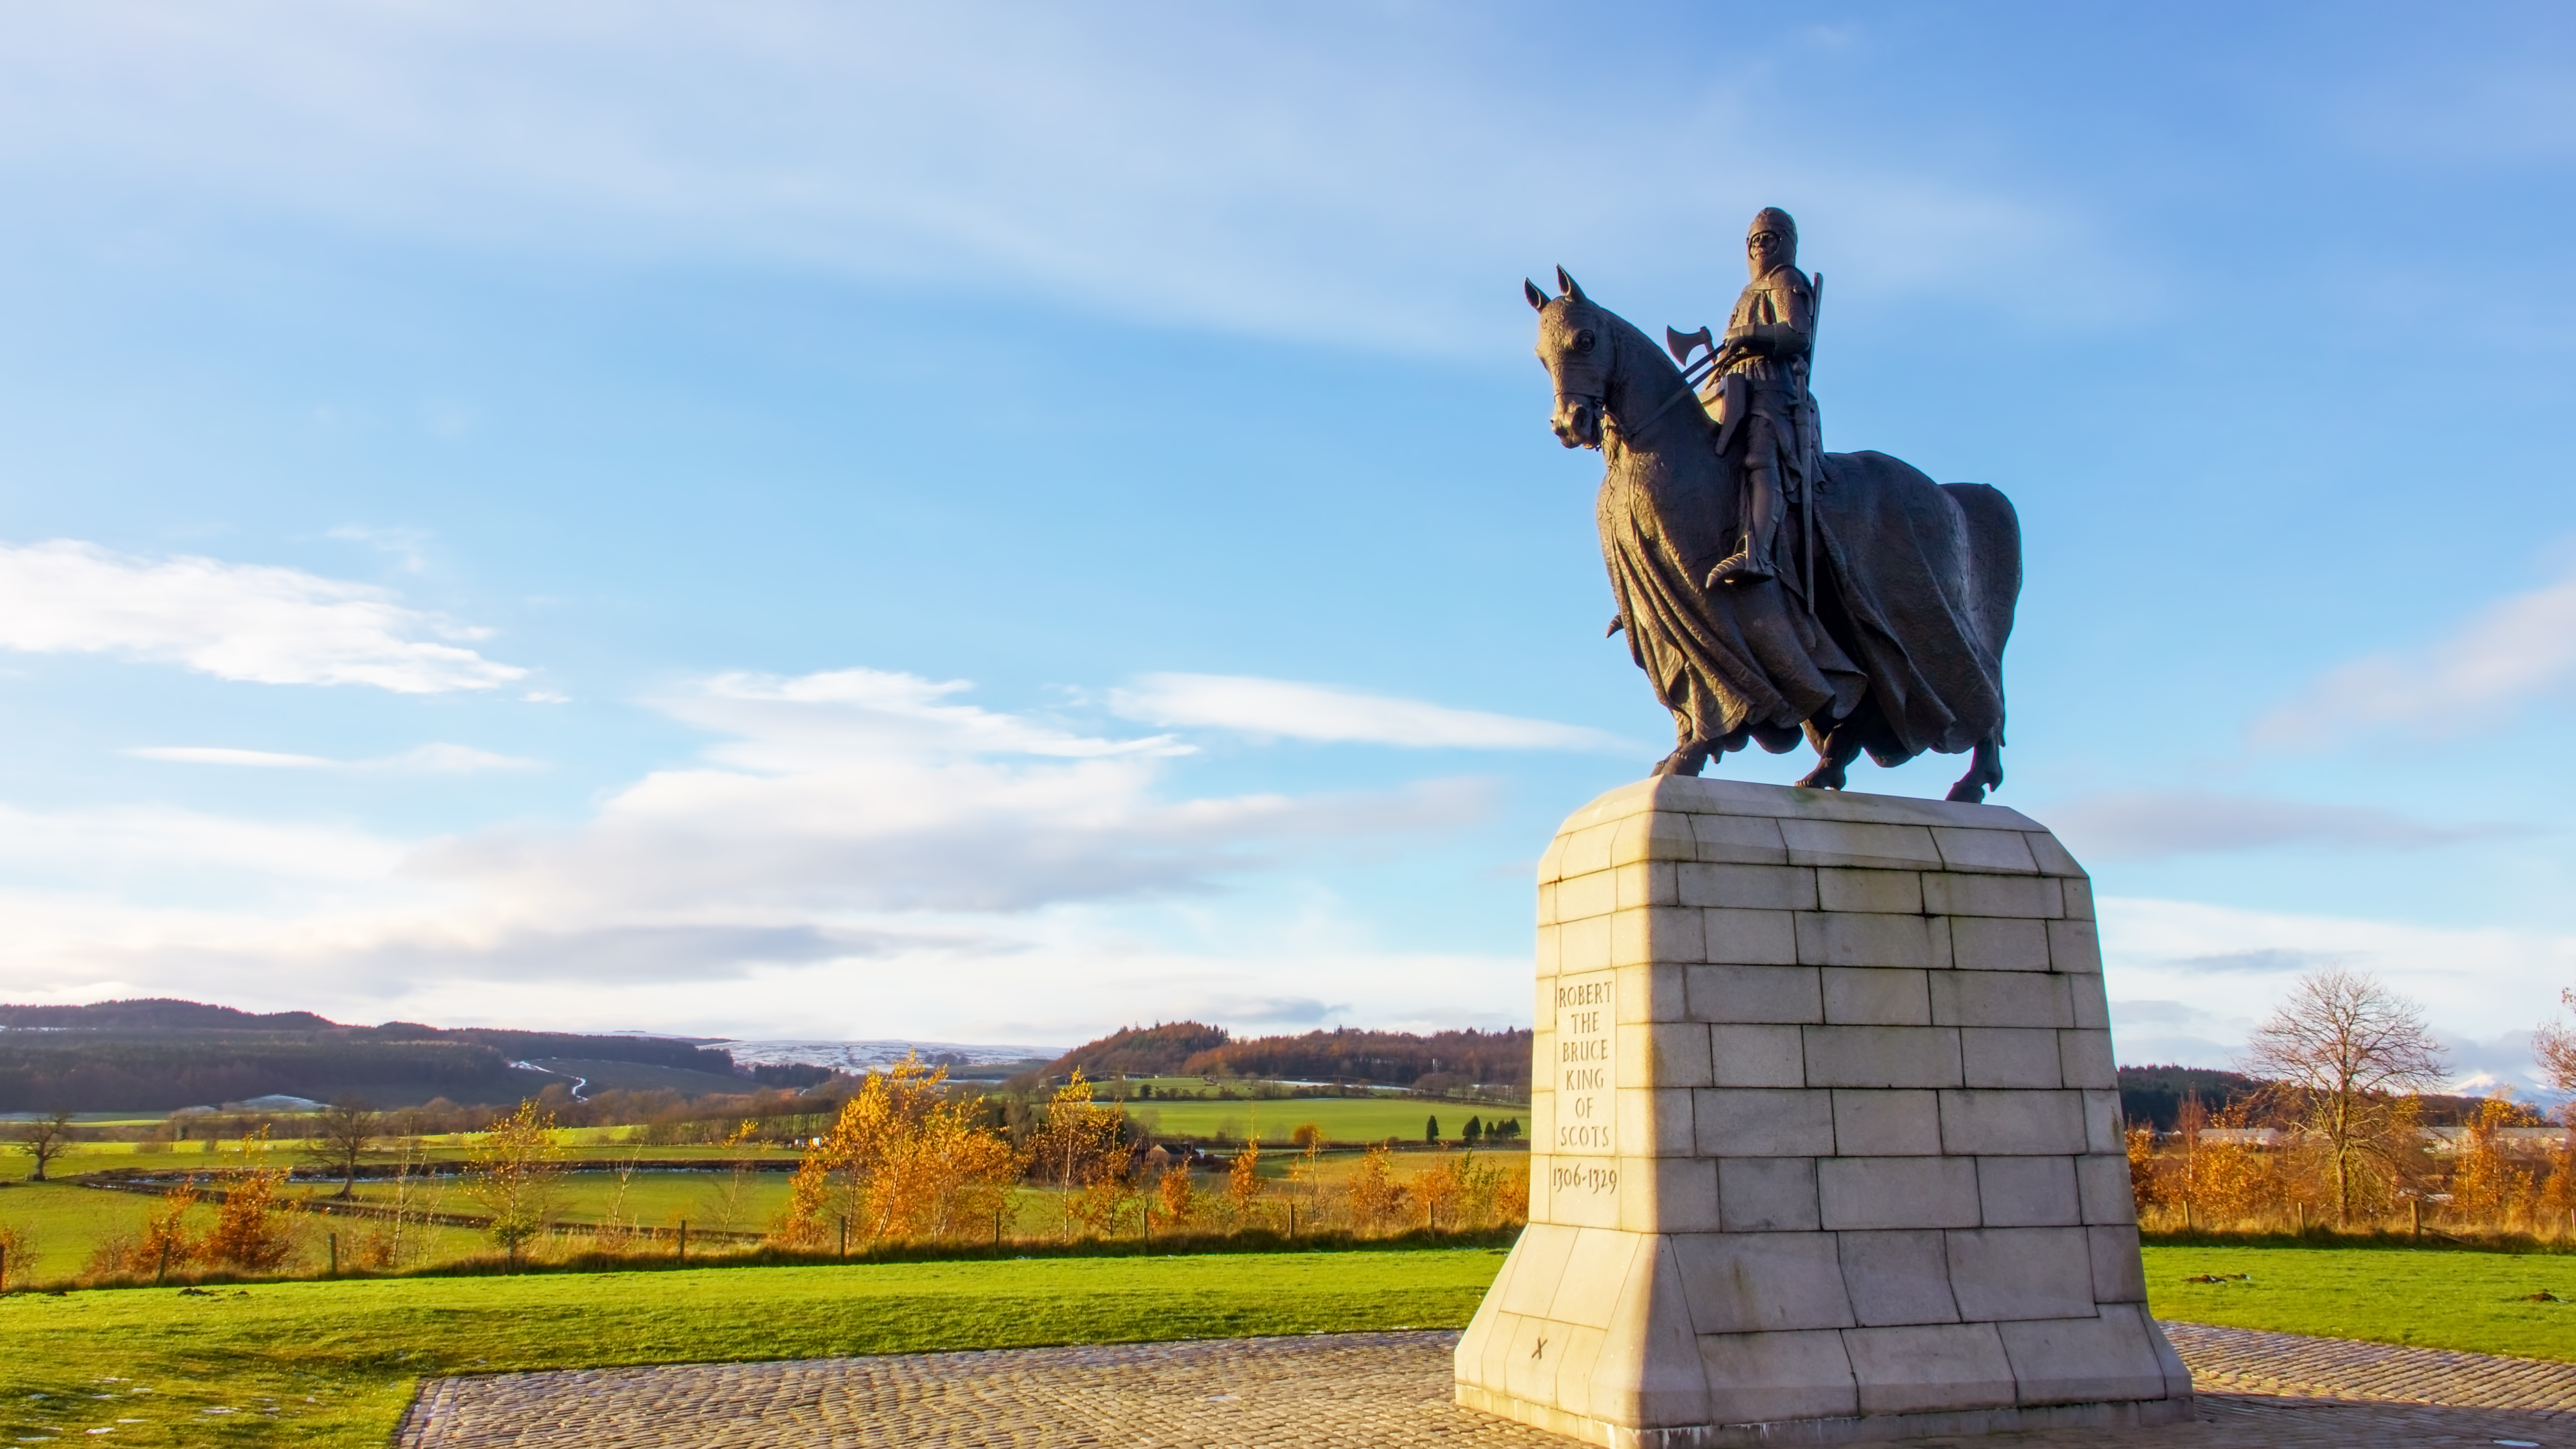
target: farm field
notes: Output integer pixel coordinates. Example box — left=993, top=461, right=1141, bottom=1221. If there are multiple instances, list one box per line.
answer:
left=1125, top=1096, right=1522, bottom=1143
left=2139, top=1242, right=2576, bottom=1361
left=0, top=1247, right=1509, bottom=1447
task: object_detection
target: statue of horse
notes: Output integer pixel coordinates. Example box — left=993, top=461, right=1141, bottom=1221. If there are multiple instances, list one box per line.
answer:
left=1526, top=268, right=2020, bottom=802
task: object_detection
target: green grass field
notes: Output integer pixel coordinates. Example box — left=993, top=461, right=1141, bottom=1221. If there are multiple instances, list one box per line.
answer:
left=0, top=1248, right=1509, bottom=1446
left=1125, top=1096, right=1521, bottom=1143
left=4, top=1240, right=2574, bottom=1445
left=2140, top=1242, right=2576, bottom=1360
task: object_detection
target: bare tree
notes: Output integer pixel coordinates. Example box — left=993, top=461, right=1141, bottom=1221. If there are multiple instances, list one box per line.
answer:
left=303, top=1097, right=381, bottom=1199
left=8, top=1110, right=77, bottom=1182
left=2534, top=989, right=2576, bottom=1120
left=2242, top=968, right=2447, bottom=1224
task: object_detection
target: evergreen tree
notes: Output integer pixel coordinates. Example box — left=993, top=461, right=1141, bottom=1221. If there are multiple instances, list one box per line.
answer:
left=1425, top=1114, right=1440, bottom=1143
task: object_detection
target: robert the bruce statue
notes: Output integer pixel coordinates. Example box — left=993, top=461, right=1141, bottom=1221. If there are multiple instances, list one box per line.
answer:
left=1700, top=207, right=1820, bottom=591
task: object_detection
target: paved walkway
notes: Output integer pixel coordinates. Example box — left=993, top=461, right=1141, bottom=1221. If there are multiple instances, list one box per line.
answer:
left=396, top=1322, right=2576, bottom=1447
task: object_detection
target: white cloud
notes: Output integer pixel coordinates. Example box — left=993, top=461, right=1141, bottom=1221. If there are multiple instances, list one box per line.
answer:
left=2254, top=569, right=2576, bottom=747
left=0, top=6, right=2139, bottom=352
left=2099, top=894, right=2576, bottom=1089
left=2046, top=789, right=2516, bottom=861
left=0, top=664, right=1510, bottom=1037
left=0, top=539, right=526, bottom=692
left=1111, top=673, right=1625, bottom=751
left=127, top=743, right=540, bottom=773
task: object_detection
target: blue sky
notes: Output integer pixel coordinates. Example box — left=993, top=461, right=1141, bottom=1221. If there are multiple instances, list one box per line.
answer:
left=0, top=2, right=2571, bottom=1085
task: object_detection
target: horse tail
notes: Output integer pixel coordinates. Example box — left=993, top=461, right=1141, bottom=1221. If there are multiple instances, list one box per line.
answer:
left=1939, top=481, right=2022, bottom=692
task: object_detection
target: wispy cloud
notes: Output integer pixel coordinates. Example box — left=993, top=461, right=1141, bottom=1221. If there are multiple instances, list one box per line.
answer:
left=2046, top=789, right=2519, bottom=861
left=0, top=539, right=526, bottom=692
left=2253, top=569, right=2576, bottom=747
left=128, top=743, right=540, bottom=773
left=1111, top=673, right=1626, bottom=751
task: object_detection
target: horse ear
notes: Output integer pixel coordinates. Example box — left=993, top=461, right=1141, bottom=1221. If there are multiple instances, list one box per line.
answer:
left=1556, top=266, right=1586, bottom=302
left=1524, top=278, right=1550, bottom=312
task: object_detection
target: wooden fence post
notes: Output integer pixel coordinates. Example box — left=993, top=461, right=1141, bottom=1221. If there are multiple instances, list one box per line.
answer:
left=837, top=1216, right=847, bottom=1259
left=679, top=1220, right=688, bottom=1263
left=329, top=1232, right=339, bottom=1278
left=2410, top=1199, right=2422, bottom=1239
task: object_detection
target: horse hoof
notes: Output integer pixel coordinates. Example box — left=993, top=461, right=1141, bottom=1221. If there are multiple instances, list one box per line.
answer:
left=1945, top=780, right=1988, bottom=804
left=1795, top=767, right=1845, bottom=790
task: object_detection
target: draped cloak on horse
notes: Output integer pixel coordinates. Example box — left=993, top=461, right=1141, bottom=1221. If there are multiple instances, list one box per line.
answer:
left=1530, top=269, right=2020, bottom=799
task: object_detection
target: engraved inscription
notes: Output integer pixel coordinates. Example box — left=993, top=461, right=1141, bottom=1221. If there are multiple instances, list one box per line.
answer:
left=1552, top=971, right=1616, bottom=1156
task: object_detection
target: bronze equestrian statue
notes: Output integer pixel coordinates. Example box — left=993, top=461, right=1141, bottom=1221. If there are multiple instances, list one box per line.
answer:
left=1524, top=209, right=2020, bottom=802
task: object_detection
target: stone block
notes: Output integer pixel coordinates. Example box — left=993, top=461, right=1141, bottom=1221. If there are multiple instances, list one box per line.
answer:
left=2047, top=918, right=2103, bottom=973
left=1700, top=908, right=1798, bottom=966
left=1944, top=1227, right=2096, bottom=1321
left=1830, top=1089, right=1940, bottom=1156
left=1623, top=1157, right=1720, bottom=1234
left=1718, top=1157, right=1821, bottom=1232
left=1692, top=812, right=1792, bottom=865
left=2083, top=1091, right=2124, bottom=1154
left=1688, top=965, right=1820, bottom=1023
left=1930, top=970, right=2074, bottom=1029
left=1549, top=1227, right=1646, bottom=1329
left=1674, top=1232, right=1853, bottom=1333
left=1939, top=1090, right=2088, bottom=1156
left=1796, top=912, right=1941, bottom=969
left=1821, top=967, right=1932, bottom=1026
left=2058, top=1028, right=2117, bottom=1089
left=1618, top=1087, right=1694, bottom=1158
left=1614, top=962, right=1689, bottom=1023
left=1816, top=866, right=1923, bottom=915
left=1921, top=872, right=2063, bottom=919
left=1707, top=1024, right=1806, bottom=1087
left=1803, top=1025, right=1963, bottom=1088
left=2147, top=1307, right=2195, bottom=1398
left=1817, top=1157, right=1980, bottom=1230
left=1779, top=817, right=1943, bottom=870
left=1948, top=916, right=2052, bottom=973
left=1836, top=1230, right=1960, bottom=1326
left=2060, top=877, right=2096, bottom=921
left=2022, top=831, right=2085, bottom=877
left=1614, top=810, right=1702, bottom=866
left=1534, top=924, right=1561, bottom=979
left=1678, top=862, right=1816, bottom=911
left=1556, top=869, right=1618, bottom=923
left=1975, top=1156, right=2079, bottom=1227
left=1613, top=910, right=1704, bottom=969
left=1694, top=1088, right=1834, bottom=1157
left=1696, top=1329, right=1860, bottom=1425
left=2076, top=1154, right=2140, bottom=1226
left=1997, top=1303, right=2171, bottom=1407
left=1503, top=1313, right=1557, bottom=1407
left=1548, top=1324, right=1610, bottom=1423
left=2069, top=974, right=2110, bottom=1029
left=1497, top=1223, right=1580, bottom=1319
left=1931, top=827, right=2040, bottom=875
left=1841, top=1322, right=2016, bottom=1415
left=1586, top=1239, right=1711, bottom=1428
left=1558, top=821, right=1619, bottom=878
left=1615, top=861, right=1680, bottom=910
left=1560, top=915, right=1611, bottom=974
left=1640, top=1022, right=1714, bottom=1087
left=1960, top=1027, right=2064, bottom=1088
left=2088, top=1225, right=2148, bottom=1303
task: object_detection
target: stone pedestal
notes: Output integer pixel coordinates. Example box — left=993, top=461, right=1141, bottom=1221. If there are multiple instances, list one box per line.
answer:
left=1455, top=778, right=2191, bottom=1447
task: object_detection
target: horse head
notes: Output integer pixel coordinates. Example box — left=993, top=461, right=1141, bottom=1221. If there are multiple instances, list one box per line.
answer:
left=1526, top=266, right=1612, bottom=450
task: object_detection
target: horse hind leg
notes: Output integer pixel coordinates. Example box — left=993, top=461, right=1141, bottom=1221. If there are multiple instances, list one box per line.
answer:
left=1795, top=720, right=1865, bottom=790
left=1945, top=736, right=2004, bottom=804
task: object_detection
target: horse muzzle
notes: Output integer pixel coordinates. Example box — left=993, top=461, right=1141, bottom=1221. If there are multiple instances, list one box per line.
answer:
left=1552, top=395, right=1602, bottom=450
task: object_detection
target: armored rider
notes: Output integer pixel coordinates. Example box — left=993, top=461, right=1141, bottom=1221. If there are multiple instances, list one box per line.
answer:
left=1702, top=207, right=1820, bottom=589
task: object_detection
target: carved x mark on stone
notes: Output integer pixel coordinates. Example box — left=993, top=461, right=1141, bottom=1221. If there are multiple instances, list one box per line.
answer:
left=1531, top=1337, right=1548, bottom=1360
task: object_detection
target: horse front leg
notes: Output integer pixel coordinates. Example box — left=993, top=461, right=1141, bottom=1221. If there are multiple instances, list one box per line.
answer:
left=1944, top=736, right=2004, bottom=804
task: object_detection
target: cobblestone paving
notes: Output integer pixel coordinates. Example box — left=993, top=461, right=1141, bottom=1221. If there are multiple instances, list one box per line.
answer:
left=396, top=1324, right=2576, bottom=1447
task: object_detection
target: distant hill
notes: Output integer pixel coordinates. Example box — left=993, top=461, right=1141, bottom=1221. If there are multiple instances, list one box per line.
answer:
left=1046, top=1022, right=1532, bottom=1088
left=0, top=998, right=745, bottom=1113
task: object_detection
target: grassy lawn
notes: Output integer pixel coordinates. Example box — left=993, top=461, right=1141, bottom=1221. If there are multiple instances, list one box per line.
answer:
left=0, top=1247, right=1509, bottom=1446
left=2142, top=1242, right=2576, bottom=1361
